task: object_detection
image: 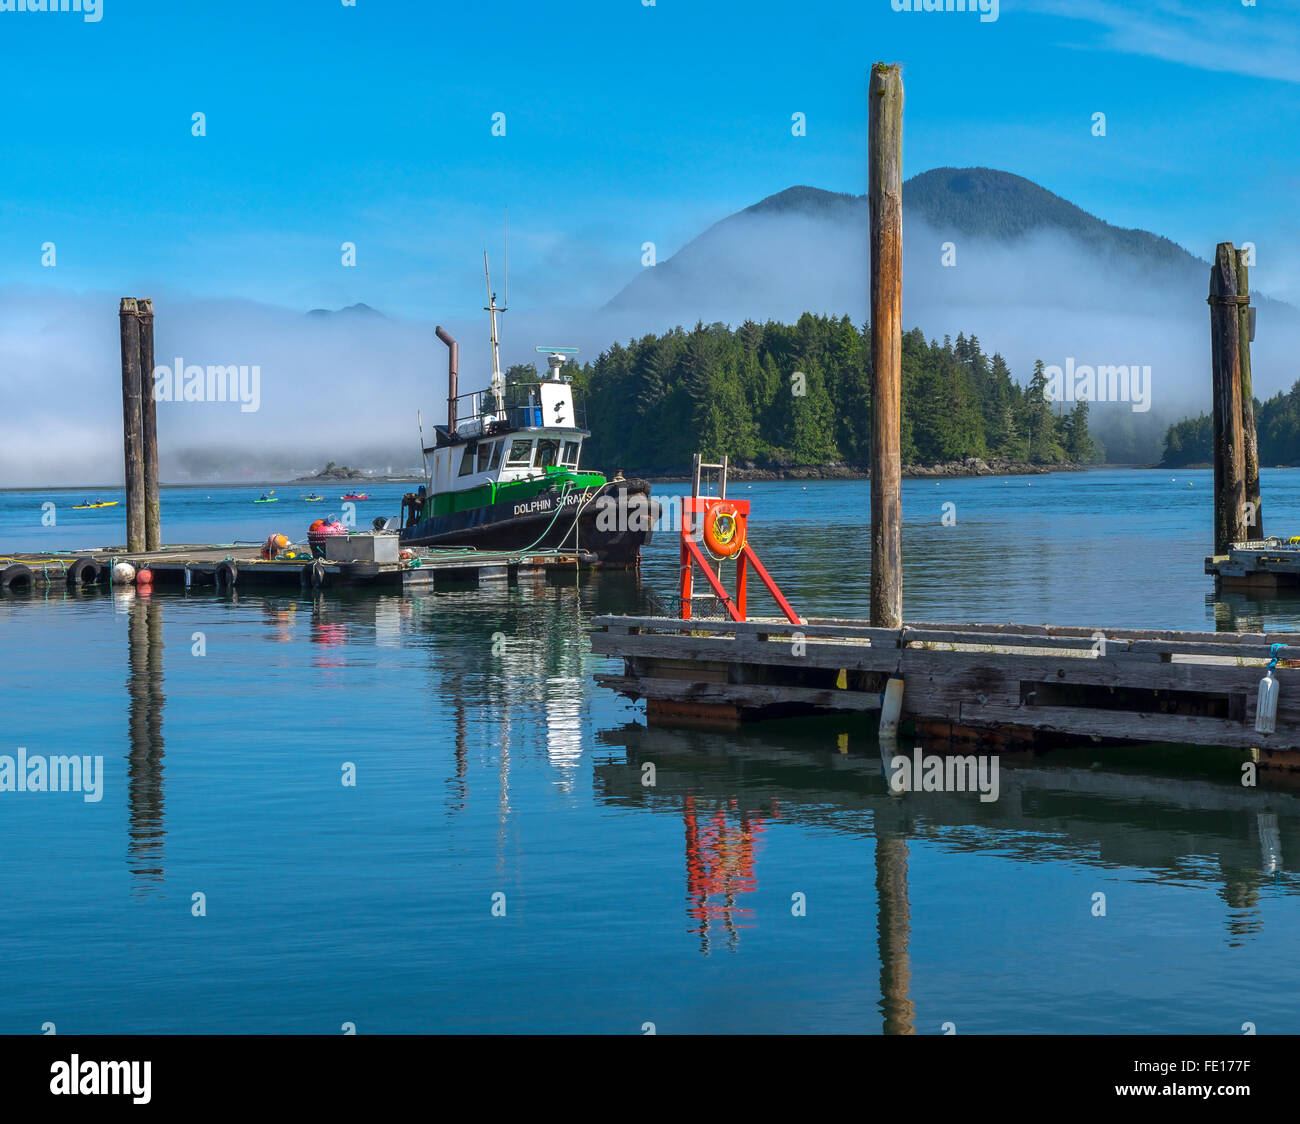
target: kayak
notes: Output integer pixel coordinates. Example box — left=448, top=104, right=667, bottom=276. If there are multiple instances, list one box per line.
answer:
left=341, top=493, right=370, bottom=500
left=72, top=501, right=119, bottom=510
left=301, top=495, right=323, bottom=502
left=253, top=498, right=278, bottom=504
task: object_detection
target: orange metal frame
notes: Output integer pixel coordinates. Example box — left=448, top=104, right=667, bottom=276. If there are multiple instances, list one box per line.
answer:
left=679, top=496, right=800, bottom=624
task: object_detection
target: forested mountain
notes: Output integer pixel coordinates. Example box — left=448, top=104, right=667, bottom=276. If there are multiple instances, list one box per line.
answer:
left=531, top=314, right=1098, bottom=473
left=1161, top=382, right=1300, bottom=467
left=600, top=168, right=1300, bottom=467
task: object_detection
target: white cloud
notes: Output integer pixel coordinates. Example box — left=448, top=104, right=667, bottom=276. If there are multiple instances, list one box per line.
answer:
left=1027, top=0, right=1300, bottom=83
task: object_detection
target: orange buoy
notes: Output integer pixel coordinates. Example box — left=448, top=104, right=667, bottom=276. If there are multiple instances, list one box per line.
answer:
left=702, top=502, right=746, bottom=558
left=261, top=532, right=290, bottom=559
left=136, top=568, right=153, bottom=585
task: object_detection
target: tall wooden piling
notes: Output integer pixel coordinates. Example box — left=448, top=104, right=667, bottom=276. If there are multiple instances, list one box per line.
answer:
left=869, top=62, right=903, bottom=629
left=1209, top=244, right=1247, bottom=554
left=1235, top=252, right=1262, bottom=540
left=119, top=298, right=146, bottom=552
left=137, top=298, right=161, bottom=551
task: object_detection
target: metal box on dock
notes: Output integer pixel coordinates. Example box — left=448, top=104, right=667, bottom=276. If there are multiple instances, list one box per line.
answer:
left=322, top=533, right=399, bottom=564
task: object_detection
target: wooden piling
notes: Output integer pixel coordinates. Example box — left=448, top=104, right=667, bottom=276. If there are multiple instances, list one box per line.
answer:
left=119, top=298, right=146, bottom=553
left=1209, top=244, right=1247, bottom=555
left=1234, top=252, right=1262, bottom=540
left=137, top=298, right=161, bottom=551
left=869, top=62, right=903, bottom=629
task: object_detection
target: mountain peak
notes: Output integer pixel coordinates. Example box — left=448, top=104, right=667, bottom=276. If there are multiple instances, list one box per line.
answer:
left=306, top=302, right=386, bottom=320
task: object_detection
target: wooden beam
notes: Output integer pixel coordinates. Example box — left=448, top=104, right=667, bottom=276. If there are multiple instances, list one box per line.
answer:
left=1210, top=244, right=1247, bottom=554
left=869, top=62, right=903, bottom=628
left=119, top=298, right=145, bottom=553
left=1235, top=251, right=1262, bottom=539
left=137, top=298, right=161, bottom=551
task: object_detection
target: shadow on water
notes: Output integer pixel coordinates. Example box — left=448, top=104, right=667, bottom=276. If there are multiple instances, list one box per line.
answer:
left=594, top=718, right=1300, bottom=1032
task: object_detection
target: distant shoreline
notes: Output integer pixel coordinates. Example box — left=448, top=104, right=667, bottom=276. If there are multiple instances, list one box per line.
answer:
left=637, top=458, right=1085, bottom=483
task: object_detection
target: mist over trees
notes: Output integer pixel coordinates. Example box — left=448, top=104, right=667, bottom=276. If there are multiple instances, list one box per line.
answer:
left=1161, top=380, right=1300, bottom=467
left=570, top=313, right=1098, bottom=472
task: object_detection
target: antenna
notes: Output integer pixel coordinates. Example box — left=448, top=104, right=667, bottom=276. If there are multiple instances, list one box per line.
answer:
left=503, top=207, right=509, bottom=311
left=484, top=252, right=505, bottom=413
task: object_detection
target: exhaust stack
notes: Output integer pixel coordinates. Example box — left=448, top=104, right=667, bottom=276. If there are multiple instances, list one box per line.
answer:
left=435, top=325, right=458, bottom=437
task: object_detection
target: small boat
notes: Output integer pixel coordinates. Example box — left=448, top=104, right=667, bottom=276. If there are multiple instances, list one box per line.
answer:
left=301, top=493, right=324, bottom=502
left=254, top=492, right=278, bottom=503
left=341, top=492, right=370, bottom=501
left=72, top=500, right=119, bottom=510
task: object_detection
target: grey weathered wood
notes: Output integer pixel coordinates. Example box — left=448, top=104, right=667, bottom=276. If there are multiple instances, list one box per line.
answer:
left=1235, top=250, right=1262, bottom=540
left=869, top=62, right=904, bottom=629
left=137, top=298, right=161, bottom=552
left=594, top=674, right=882, bottom=712
left=591, top=613, right=1299, bottom=756
left=963, top=703, right=1295, bottom=752
left=119, top=298, right=145, bottom=553
left=1210, top=243, right=1247, bottom=553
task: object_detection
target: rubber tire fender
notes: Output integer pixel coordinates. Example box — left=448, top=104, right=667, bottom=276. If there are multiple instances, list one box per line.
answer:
left=1, top=563, right=33, bottom=591
left=216, top=560, right=238, bottom=590
left=66, top=558, right=101, bottom=586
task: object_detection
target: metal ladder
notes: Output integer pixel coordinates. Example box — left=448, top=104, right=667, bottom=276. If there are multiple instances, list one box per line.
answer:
left=685, top=453, right=729, bottom=613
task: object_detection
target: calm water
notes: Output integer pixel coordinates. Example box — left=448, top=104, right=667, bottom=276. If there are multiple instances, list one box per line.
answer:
left=2, top=469, right=1300, bottom=1034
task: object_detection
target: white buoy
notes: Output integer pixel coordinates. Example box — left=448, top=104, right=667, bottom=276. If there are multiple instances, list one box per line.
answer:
left=112, top=561, right=136, bottom=585
left=879, top=676, right=905, bottom=736
left=1256, top=668, right=1279, bottom=735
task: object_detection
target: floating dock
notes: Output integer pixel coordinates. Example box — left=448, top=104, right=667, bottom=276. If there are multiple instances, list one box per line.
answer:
left=1207, top=539, right=1300, bottom=590
left=591, top=614, right=1300, bottom=776
left=0, top=544, right=596, bottom=592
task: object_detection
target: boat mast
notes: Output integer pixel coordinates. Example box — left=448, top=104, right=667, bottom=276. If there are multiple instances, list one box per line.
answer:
left=484, top=251, right=506, bottom=416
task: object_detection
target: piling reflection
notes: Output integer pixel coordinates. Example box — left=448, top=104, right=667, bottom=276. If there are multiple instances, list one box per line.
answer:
left=125, top=592, right=166, bottom=891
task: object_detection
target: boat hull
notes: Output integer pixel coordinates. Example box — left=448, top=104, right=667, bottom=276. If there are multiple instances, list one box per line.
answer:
left=400, top=479, right=657, bottom=568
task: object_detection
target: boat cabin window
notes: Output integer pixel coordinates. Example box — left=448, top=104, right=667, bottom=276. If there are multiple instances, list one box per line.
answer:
left=534, top=438, right=560, bottom=469
left=477, top=441, right=495, bottom=472
left=562, top=440, right=580, bottom=467
left=458, top=444, right=477, bottom=476
left=506, top=438, right=533, bottom=466
left=488, top=441, right=503, bottom=470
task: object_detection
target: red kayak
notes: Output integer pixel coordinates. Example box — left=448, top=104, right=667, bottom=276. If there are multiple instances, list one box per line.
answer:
left=341, top=492, right=370, bottom=501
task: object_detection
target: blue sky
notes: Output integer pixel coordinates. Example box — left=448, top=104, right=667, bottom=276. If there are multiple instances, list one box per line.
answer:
left=2, top=0, right=1299, bottom=318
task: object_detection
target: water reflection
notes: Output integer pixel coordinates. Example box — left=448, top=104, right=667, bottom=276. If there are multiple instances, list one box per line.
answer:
left=125, top=592, right=166, bottom=892
left=1210, top=589, right=1300, bottom=634
left=683, top=794, right=771, bottom=956
left=596, top=721, right=1300, bottom=1029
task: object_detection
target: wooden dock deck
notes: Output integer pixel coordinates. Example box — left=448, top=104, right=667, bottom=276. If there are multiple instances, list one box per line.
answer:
left=591, top=614, right=1300, bottom=775
left=1207, top=540, right=1300, bottom=590
left=0, top=544, right=596, bottom=592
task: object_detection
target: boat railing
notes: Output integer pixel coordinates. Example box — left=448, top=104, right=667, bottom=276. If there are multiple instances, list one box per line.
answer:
left=451, top=383, right=588, bottom=433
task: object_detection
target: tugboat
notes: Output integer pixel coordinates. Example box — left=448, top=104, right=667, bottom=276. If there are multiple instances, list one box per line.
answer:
left=399, top=263, right=655, bottom=568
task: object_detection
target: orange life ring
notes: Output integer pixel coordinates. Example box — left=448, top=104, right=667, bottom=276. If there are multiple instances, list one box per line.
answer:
left=702, top=503, right=745, bottom=558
